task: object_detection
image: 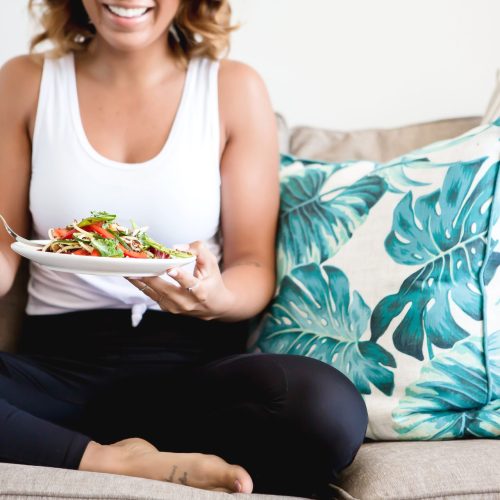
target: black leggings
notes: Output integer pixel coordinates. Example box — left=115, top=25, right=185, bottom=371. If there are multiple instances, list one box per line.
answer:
left=0, top=309, right=368, bottom=498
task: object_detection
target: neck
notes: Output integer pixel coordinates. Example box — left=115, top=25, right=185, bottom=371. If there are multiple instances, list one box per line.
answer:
left=81, top=35, right=180, bottom=87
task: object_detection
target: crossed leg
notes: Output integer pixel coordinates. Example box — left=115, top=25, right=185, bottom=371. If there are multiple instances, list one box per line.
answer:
left=0, top=351, right=252, bottom=493
left=99, top=352, right=368, bottom=497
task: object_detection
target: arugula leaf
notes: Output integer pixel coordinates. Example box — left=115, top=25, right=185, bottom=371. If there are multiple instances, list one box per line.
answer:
left=90, top=236, right=124, bottom=257
left=142, top=234, right=193, bottom=258
left=78, top=211, right=117, bottom=228
left=107, top=229, right=132, bottom=250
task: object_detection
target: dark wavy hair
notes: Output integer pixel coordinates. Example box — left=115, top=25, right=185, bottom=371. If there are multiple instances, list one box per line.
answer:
left=29, top=0, right=236, bottom=63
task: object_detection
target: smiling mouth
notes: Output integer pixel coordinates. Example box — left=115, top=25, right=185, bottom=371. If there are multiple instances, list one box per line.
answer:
left=104, top=4, right=154, bottom=19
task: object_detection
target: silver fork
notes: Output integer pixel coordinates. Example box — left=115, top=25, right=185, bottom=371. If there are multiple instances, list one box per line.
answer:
left=0, top=214, right=48, bottom=247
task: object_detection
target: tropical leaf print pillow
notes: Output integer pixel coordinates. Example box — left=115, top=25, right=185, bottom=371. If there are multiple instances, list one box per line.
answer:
left=248, top=119, right=500, bottom=441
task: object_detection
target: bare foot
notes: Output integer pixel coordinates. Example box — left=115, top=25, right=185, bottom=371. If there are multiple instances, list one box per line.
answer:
left=79, top=438, right=253, bottom=494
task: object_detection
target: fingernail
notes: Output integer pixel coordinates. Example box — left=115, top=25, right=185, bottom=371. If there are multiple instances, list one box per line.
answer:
left=234, top=480, right=242, bottom=493
left=167, top=268, right=178, bottom=277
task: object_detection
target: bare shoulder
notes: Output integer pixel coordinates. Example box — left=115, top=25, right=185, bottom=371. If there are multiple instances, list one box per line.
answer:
left=0, top=54, right=43, bottom=122
left=218, top=59, right=274, bottom=139
left=218, top=59, right=269, bottom=102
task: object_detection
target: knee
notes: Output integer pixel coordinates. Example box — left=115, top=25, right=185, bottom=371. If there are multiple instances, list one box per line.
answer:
left=275, top=354, right=368, bottom=470
left=204, top=353, right=290, bottom=409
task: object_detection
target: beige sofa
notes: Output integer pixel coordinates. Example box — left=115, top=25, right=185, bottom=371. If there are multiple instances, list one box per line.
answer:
left=1, top=115, right=500, bottom=499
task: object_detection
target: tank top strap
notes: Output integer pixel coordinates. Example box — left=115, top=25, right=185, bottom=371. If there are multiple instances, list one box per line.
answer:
left=32, top=53, right=74, bottom=166
left=174, top=57, right=220, bottom=159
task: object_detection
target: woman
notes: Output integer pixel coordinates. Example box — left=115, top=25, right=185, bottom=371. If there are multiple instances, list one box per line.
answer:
left=0, top=0, right=368, bottom=496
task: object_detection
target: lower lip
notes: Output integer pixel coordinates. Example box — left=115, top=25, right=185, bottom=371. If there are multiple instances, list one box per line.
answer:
left=102, top=5, right=153, bottom=27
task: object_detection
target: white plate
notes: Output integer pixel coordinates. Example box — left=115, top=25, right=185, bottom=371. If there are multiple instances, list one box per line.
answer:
left=11, top=241, right=197, bottom=277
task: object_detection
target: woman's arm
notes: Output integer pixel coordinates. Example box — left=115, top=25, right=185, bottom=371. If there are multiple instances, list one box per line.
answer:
left=216, top=60, right=280, bottom=321
left=128, top=61, right=279, bottom=321
left=0, top=56, right=41, bottom=297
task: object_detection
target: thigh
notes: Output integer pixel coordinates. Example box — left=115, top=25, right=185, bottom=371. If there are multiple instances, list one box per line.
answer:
left=96, top=352, right=281, bottom=448
left=0, top=351, right=107, bottom=430
left=170, top=352, right=367, bottom=497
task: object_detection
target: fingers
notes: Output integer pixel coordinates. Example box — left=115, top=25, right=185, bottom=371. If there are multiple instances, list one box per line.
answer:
left=167, top=267, right=207, bottom=302
left=126, top=266, right=206, bottom=312
left=166, top=266, right=198, bottom=290
left=125, top=241, right=217, bottom=313
left=127, top=276, right=191, bottom=314
left=186, top=241, right=219, bottom=279
left=127, top=277, right=161, bottom=302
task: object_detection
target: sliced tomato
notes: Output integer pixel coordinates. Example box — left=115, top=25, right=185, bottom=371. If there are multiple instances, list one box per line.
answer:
left=86, top=223, right=115, bottom=239
left=122, top=248, right=149, bottom=259
left=73, top=248, right=100, bottom=256
left=85, top=223, right=148, bottom=258
left=53, top=228, right=77, bottom=240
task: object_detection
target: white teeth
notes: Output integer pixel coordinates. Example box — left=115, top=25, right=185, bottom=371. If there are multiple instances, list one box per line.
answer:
left=107, top=5, right=149, bottom=18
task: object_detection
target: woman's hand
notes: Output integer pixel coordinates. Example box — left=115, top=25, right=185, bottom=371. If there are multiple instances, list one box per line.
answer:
left=127, top=241, right=236, bottom=321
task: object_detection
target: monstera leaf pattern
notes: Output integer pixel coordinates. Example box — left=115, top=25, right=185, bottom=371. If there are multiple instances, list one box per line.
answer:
left=277, top=163, right=387, bottom=284
left=489, top=330, right=500, bottom=401
left=280, top=153, right=355, bottom=170
left=484, top=251, right=500, bottom=286
left=392, top=335, right=500, bottom=439
left=371, top=159, right=500, bottom=360
left=370, top=155, right=488, bottom=194
left=254, top=123, right=500, bottom=440
left=254, top=263, right=396, bottom=396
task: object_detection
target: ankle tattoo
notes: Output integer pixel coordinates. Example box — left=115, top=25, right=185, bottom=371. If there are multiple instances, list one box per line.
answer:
left=166, top=465, right=189, bottom=486
left=167, top=465, right=177, bottom=482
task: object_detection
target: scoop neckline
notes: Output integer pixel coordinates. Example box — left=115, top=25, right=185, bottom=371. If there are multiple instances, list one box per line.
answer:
left=67, top=52, right=193, bottom=169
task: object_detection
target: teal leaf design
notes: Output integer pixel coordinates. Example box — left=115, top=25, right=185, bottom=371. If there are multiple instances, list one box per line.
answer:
left=281, top=153, right=327, bottom=168
left=255, top=263, right=396, bottom=395
left=373, top=157, right=431, bottom=194
left=278, top=164, right=387, bottom=284
left=484, top=251, right=500, bottom=286
left=371, top=156, right=476, bottom=194
left=280, top=153, right=355, bottom=170
left=371, top=159, right=499, bottom=360
left=488, top=330, right=500, bottom=401
left=392, top=336, right=500, bottom=439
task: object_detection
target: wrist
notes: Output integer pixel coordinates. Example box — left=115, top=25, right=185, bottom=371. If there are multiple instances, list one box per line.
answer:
left=208, top=284, right=238, bottom=321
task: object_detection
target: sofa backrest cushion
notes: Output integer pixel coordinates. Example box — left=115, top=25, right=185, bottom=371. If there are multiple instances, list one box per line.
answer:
left=289, top=116, right=481, bottom=163
left=249, top=119, right=500, bottom=440
left=482, top=69, right=500, bottom=125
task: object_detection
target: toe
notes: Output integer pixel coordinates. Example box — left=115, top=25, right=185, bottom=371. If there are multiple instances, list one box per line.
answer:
left=228, top=465, right=253, bottom=494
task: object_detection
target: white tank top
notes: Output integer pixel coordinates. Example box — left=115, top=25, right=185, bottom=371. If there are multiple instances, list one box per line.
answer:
left=27, top=52, right=221, bottom=325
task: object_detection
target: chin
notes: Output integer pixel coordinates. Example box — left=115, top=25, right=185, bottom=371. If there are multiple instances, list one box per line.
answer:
left=98, top=31, right=165, bottom=52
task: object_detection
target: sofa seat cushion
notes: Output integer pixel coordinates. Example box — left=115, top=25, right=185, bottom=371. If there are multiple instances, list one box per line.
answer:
left=333, top=439, right=500, bottom=500
left=0, top=463, right=306, bottom=500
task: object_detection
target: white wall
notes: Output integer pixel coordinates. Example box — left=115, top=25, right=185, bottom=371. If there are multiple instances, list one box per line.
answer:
left=2, top=0, right=499, bottom=130
left=0, top=1, right=31, bottom=63
left=229, top=0, right=500, bottom=129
